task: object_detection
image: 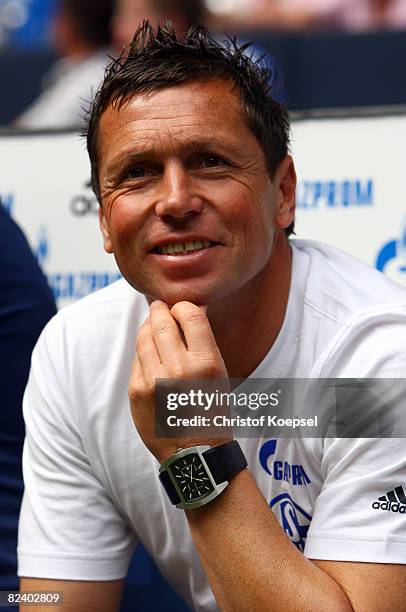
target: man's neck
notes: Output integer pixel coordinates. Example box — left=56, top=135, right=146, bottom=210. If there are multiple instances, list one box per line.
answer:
left=207, top=233, right=292, bottom=380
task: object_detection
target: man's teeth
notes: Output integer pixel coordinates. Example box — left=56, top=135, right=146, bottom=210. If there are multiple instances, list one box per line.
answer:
left=157, top=240, right=213, bottom=255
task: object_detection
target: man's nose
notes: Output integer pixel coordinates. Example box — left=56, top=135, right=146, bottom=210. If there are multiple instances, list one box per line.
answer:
left=154, top=163, right=204, bottom=220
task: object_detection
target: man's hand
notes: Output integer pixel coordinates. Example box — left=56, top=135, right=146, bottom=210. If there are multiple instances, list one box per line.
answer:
left=129, top=300, right=231, bottom=464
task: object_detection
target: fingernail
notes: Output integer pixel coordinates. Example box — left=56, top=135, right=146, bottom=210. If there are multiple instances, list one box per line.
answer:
left=198, top=304, right=208, bottom=313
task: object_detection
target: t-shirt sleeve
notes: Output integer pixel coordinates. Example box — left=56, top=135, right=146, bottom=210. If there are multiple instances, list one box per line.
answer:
left=18, top=316, right=137, bottom=581
left=304, top=307, right=406, bottom=563
left=304, top=438, right=406, bottom=563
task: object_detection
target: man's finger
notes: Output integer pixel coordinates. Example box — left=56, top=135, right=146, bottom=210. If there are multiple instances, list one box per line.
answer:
left=170, top=301, right=218, bottom=354
left=135, top=317, right=162, bottom=379
left=149, top=300, right=187, bottom=363
left=129, top=356, right=145, bottom=394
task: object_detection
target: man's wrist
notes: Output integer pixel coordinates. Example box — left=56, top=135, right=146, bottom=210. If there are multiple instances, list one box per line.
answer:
left=156, top=437, right=233, bottom=466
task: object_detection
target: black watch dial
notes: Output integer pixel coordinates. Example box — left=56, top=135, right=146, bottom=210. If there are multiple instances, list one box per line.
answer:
left=170, top=454, right=214, bottom=501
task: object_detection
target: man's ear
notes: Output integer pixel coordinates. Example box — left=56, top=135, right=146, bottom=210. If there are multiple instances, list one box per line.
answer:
left=274, top=155, right=296, bottom=230
left=98, top=206, right=113, bottom=253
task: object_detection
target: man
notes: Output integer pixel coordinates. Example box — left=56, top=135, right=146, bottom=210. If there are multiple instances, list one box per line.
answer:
left=18, top=23, right=406, bottom=611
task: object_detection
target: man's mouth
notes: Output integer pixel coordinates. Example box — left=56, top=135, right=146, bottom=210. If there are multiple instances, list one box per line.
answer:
left=153, top=240, right=217, bottom=256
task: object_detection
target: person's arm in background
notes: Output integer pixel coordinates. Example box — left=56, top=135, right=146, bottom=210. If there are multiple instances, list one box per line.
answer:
left=211, top=0, right=342, bottom=32
left=0, top=202, right=56, bottom=591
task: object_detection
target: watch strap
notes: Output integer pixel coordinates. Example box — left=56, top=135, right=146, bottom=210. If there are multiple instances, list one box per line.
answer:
left=203, top=440, right=247, bottom=484
left=159, top=469, right=181, bottom=505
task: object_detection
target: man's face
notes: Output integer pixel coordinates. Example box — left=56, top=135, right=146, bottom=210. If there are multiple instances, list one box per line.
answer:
left=98, top=79, right=294, bottom=306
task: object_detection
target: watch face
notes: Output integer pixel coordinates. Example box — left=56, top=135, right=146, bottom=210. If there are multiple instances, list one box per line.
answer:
left=170, top=454, right=214, bottom=501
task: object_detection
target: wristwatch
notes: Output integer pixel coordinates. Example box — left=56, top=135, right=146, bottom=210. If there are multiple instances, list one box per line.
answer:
left=159, top=440, right=247, bottom=510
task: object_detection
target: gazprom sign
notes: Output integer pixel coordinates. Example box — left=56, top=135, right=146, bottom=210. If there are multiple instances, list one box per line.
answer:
left=296, top=179, right=373, bottom=210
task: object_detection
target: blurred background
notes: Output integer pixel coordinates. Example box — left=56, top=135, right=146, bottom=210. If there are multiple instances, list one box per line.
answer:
left=1, top=0, right=406, bottom=124
left=1, top=1, right=406, bottom=612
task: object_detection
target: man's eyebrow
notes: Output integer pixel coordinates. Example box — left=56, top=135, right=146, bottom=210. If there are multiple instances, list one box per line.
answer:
left=178, top=136, right=244, bottom=155
left=104, top=136, right=244, bottom=178
left=104, top=150, right=146, bottom=178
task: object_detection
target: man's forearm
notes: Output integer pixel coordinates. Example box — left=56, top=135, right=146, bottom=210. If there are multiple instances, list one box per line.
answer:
left=186, top=469, right=353, bottom=612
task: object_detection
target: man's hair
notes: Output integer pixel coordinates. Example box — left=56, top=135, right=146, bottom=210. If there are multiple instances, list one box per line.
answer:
left=85, top=22, right=294, bottom=236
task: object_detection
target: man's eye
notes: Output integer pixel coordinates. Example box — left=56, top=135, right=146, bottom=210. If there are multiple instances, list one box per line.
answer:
left=125, top=166, right=146, bottom=179
left=202, top=156, right=226, bottom=168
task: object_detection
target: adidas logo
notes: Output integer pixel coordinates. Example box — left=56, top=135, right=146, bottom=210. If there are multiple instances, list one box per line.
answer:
left=372, top=486, right=406, bottom=513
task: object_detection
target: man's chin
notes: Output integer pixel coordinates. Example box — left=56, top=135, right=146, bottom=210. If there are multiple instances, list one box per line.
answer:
left=123, top=274, right=224, bottom=306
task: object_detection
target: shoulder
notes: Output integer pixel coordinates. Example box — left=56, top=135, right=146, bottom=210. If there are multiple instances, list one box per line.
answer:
left=57, top=277, right=144, bottom=324
left=290, top=239, right=406, bottom=376
left=292, top=238, right=406, bottom=322
left=33, top=278, right=148, bottom=368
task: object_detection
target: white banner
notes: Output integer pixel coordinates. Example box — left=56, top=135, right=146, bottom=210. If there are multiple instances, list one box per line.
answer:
left=292, top=113, right=406, bottom=287
left=0, top=130, right=121, bottom=308
left=1, top=113, right=405, bottom=308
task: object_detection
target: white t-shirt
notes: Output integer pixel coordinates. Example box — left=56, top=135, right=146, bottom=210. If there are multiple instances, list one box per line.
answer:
left=18, top=240, right=406, bottom=611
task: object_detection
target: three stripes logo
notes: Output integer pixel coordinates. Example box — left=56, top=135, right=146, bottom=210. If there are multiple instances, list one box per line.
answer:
left=372, top=486, right=406, bottom=514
